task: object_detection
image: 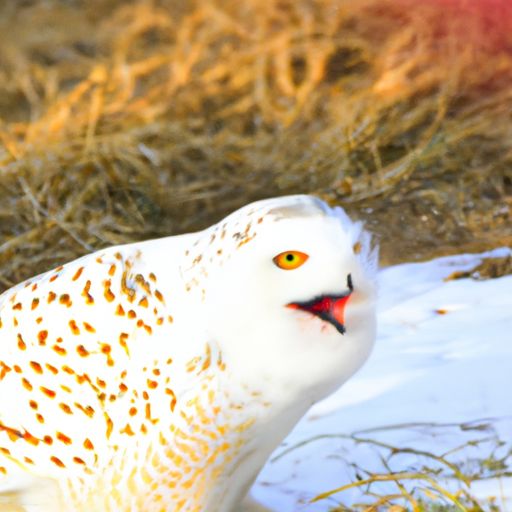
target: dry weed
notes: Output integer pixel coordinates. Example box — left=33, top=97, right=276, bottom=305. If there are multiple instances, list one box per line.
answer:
left=273, top=420, right=511, bottom=511
left=0, top=0, right=511, bottom=286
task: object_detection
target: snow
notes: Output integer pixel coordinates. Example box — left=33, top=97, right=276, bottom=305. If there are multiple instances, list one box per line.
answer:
left=252, top=248, right=512, bottom=511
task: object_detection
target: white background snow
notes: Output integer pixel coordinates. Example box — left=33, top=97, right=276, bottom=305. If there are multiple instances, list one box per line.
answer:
left=252, top=248, right=512, bottom=511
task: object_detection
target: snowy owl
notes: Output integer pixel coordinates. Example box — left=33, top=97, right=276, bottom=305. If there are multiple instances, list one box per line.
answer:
left=0, top=195, right=377, bottom=512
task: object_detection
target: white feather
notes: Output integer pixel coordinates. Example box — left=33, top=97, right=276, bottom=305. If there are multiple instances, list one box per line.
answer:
left=0, top=195, right=377, bottom=512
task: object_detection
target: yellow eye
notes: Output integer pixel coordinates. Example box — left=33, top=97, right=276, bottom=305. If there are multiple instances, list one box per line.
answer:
left=273, top=250, right=309, bottom=270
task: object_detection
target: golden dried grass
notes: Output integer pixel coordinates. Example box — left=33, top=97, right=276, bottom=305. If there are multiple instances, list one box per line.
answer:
left=275, top=420, right=510, bottom=511
left=0, top=0, right=511, bottom=289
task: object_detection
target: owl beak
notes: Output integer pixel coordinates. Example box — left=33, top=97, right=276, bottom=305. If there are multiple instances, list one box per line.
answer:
left=287, top=274, right=353, bottom=335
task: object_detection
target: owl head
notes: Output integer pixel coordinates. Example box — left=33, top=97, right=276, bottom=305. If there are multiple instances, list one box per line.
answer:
left=190, top=195, right=378, bottom=407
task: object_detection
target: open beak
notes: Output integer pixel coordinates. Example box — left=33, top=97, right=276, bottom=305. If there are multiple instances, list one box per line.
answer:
left=287, top=274, right=353, bottom=335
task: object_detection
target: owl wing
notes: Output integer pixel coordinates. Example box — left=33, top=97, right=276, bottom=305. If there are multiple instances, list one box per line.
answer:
left=0, top=242, right=192, bottom=488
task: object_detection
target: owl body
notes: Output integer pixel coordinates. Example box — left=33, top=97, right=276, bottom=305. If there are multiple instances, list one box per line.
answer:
left=0, top=195, right=377, bottom=511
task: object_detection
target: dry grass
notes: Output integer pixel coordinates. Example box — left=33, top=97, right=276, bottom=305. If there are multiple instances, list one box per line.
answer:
left=0, top=0, right=511, bottom=290
left=0, top=0, right=511, bottom=284
left=273, top=420, right=511, bottom=511
left=444, top=254, right=512, bottom=281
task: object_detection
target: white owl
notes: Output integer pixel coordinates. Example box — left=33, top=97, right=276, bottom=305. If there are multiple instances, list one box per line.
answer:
left=0, top=195, right=377, bottom=512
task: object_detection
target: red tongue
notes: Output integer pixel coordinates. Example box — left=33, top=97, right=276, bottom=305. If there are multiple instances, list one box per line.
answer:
left=288, top=294, right=352, bottom=325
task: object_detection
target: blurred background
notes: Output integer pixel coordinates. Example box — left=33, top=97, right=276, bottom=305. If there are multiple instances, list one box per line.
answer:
left=0, top=0, right=511, bottom=291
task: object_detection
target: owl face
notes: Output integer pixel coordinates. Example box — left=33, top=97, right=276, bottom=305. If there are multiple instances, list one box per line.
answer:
left=203, top=196, right=378, bottom=404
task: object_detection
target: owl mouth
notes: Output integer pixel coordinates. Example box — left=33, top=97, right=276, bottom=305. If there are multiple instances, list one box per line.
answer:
left=287, top=274, right=353, bottom=335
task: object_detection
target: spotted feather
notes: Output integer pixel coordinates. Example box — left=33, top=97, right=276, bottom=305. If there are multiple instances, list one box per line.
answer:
left=0, top=195, right=377, bottom=512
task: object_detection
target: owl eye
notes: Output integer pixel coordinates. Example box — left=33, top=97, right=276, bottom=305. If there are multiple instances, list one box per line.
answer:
left=273, top=250, right=309, bottom=270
